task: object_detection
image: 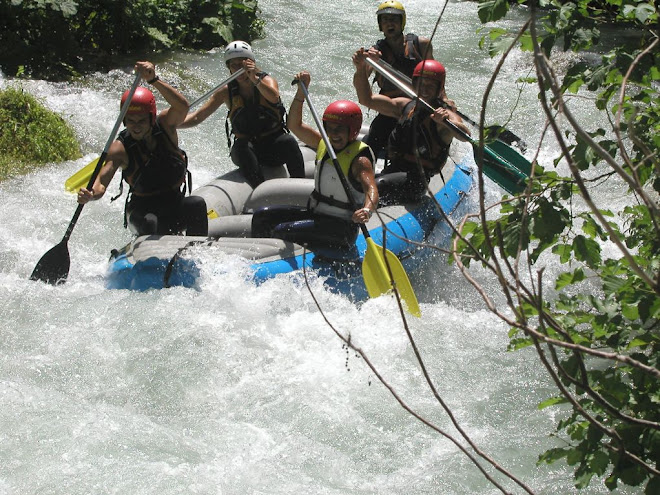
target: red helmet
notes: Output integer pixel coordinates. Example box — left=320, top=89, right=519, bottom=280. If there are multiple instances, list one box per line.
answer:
left=322, top=100, right=362, bottom=141
left=412, top=60, right=446, bottom=86
left=121, top=87, right=157, bottom=122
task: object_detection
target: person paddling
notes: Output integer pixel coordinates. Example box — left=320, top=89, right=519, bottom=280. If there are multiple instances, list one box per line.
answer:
left=77, top=61, right=208, bottom=237
left=251, top=71, right=378, bottom=249
left=353, top=49, right=470, bottom=204
left=365, top=1, right=434, bottom=159
left=179, top=40, right=305, bottom=188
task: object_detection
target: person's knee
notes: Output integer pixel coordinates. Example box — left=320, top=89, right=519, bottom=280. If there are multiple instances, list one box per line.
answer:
left=251, top=207, right=276, bottom=238
left=230, top=139, right=252, bottom=165
left=128, top=211, right=158, bottom=236
left=182, top=196, right=208, bottom=236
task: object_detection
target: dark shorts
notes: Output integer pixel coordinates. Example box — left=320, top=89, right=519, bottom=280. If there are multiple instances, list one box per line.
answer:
left=231, top=130, right=305, bottom=188
left=126, top=189, right=208, bottom=237
left=251, top=205, right=358, bottom=249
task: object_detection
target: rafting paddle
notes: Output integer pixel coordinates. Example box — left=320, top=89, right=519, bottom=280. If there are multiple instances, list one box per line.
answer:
left=373, top=58, right=527, bottom=152
left=295, top=79, right=421, bottom=317
left=365, top=57, right=532, bottom=194
left=30, top=71, right=142, bottom=285
left=64, top=68, right=247, bottom=193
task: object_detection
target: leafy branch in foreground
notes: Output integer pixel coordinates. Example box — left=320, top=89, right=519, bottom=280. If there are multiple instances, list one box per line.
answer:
left=453, top=1, right=659, bottom=492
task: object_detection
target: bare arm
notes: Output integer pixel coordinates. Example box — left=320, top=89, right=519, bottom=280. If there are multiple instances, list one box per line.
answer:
left=286, top=71, right=322, bottom=149
left=244, top=58, right=280, bottom=105
left=419, top=37, right=433, bottom=60
left=77, top=141, right=126, bottom=204
left=432, top=107, right=471, bottom=143
left=351, top=155, right=379, bottom=224
left=134, top=61, right=189, bottom=130
left=178, top=86, right=229, bottom=129
left=352, top=48, right=406, bottom=119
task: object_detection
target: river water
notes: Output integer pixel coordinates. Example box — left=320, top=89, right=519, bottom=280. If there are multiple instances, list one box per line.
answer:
left=0, top=1, right=635, bottom=494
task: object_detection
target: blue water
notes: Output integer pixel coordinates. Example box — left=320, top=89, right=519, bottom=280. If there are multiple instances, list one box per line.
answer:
left=0, top=1, right=634, bottom=493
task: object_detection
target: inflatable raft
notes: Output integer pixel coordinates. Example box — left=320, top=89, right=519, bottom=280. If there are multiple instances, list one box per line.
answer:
left=106, top=140, right=475, bottom=293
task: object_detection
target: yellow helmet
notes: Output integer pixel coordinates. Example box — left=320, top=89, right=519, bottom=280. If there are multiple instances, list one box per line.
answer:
left=377, top=1, right=406, bottom=31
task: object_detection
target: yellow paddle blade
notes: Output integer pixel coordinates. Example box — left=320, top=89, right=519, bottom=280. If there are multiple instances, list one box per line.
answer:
left=64, top=158, right=98, bottom=192
left=362, top=238, right=421, bottom=317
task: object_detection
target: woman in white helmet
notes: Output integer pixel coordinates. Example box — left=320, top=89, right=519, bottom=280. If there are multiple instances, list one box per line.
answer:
left=180, top=40, right=305, bottom=188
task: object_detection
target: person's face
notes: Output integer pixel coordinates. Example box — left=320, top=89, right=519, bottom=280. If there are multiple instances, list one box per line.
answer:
left=124, top=113, right=152, bottom=140
left=324, top=122, right=350, bottom=151
left=415, top=77, right=442, bottom=101
left=227, top=57, right=248, bottom=80
left=379, top=14, right=403, bottom=36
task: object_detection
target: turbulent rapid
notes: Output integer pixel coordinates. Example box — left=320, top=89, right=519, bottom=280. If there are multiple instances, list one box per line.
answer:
left=0, top=1, right=634, bottom=494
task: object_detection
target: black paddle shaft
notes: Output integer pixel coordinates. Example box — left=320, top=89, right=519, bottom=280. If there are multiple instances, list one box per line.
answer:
left=373, top=58, right=526, bottom=151
left=30, top=72, right=142, bottom=285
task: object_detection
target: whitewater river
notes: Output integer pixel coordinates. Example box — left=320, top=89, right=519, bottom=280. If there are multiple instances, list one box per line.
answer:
left=0, top=1, right=635, bottom=493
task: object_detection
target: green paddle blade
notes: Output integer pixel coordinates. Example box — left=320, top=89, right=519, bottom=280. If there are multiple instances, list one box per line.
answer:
left=65, top=158, right=97, bottom=192
left=30, top=240, right=70, bottom=285
left=363, top=238, right=421, bottom=317
left=479, top=140, right=532, bottom=194
left=488, top=139, right=532, bottom=176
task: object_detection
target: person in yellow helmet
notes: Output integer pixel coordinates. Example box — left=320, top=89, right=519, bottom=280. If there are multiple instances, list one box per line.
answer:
left=365, top=1, right=434, bottom=160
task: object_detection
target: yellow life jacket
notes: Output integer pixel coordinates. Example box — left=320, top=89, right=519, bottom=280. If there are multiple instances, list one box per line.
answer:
left=310, top=140, right=373, bottom=220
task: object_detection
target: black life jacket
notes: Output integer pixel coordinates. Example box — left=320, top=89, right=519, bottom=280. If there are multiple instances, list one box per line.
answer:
left=387, top=99, right=450, bottom=175
left=117, top=118, right=189, bottom=197
left=225, top=75, right=287, bottom=147
left=373, top=34, right=422, bottom=96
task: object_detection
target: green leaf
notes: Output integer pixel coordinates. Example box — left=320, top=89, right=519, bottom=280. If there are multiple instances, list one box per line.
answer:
left=202, top=16, right=234, bottom=44
left=538, top=396, right=568, bottom=410
left=519, top=32, right=534, bottom=53
left=576, top=469, right=595, bottom=489
left=538, top=447, right=569, bottom=465
left=602, top=273, right=628, bottom=294
left=567, top=446, right=585, bottom=465
left=623, top=3, right=657, bottom=24
left=509, top=337, right=534, bottom=350
left=553, top=243, right=573, bottom=264
left=477, top=0, right=510, bottom=23
left=581, top=214, right=605, bottom=240
left=59, top=0, right=78, bottom=17
left=572, top=235, right=601, bottom=269
left=627, top=336, right=651, bottom=349
left=621, top=302, right=639, bottom=320
left=590, top=451, right=610, bottom=476
left=533, top=197, right=568, bottom=243
left=646, top=475, right=660, bottom=495
left=556, top=268, right=586, bottom=290
left=618, top=465, right=647, bottom=486
left=145, top=27, right=172, bottom=48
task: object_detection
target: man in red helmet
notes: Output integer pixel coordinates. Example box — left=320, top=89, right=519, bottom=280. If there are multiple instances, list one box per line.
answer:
left=366, top=1, right=434, bottom=159
left=77, top=61, right=208, bottom=237
left=251, top=71, right=378, bottom=249
left=353, top=49, right=470, bottom=204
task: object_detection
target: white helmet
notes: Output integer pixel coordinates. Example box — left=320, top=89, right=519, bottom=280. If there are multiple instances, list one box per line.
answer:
left=224, top=41, right=255, bottom=64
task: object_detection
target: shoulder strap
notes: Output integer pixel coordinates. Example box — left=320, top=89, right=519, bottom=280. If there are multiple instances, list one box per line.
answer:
left=404, top=33, right=420, bottom=60
left=225, top=82, right=238, bottom=150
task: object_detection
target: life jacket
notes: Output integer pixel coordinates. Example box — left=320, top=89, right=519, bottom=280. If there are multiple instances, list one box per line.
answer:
left=387, top=99, right=451, bottom=175
left=373, top=34, right=422, bottom=96
left=117, top=118, right=189, bottom=197
left=310, top=140, right=374, bottom=220
left=225, top=75, right=287, bottom=146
